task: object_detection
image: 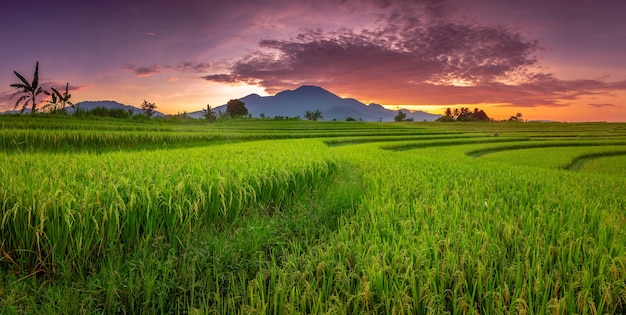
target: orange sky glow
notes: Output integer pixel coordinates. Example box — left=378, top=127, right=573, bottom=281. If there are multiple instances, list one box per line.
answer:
left=1, top=0, right=625, bottom=121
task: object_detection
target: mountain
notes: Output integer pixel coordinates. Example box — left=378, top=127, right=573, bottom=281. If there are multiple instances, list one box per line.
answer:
left=189, top=86, right=440, bottom=122
left=70, top=101, right=165, bottom=116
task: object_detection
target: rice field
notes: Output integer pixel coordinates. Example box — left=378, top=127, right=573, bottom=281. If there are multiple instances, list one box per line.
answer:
left=1, top=116, right=625, bottom=314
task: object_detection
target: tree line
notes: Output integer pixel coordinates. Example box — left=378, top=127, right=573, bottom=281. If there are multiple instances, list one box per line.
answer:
left=437, top=107, right=491, bottom=122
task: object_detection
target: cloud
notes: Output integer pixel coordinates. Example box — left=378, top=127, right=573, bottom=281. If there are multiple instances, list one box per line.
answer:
left=200, top=0, right=626, bottom=107
left=123, top=61, right=212, bottom=77
left=421, top=78, right=626, bottom=108
left=202, top=2, right=542, bottom=101
left=39, top=82, right=87, bottom=92
left=588, top=103, right=618, bottom=108
left=124, top=64, right=163, bottom=77
left=174, top=61, right=212, bottom=73
left=211, top=22, right=539, bottom=88
left=0, top=90, right=18, bottom=111
left=202, top=74, right=243, bottom=84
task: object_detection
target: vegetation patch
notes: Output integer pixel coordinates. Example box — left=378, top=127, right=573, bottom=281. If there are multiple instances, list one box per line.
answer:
left=322, top=133, right=485, bottom=147
left=380, top=136, right=529, bottom=151
left=466, top=140, right=626, bottom=157
left=562, top=150, right=626, bottom=171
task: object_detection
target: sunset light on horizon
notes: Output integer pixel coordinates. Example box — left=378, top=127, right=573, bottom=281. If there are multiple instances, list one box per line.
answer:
left=1, top=0, right=625, bottom=121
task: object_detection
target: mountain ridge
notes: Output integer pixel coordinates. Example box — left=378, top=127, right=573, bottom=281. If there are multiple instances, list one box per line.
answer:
left=190, top=85, right=440, bottom=121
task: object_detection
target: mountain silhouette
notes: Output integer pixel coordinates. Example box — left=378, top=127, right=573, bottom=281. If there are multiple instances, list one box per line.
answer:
left=191, top=86, right=440, bottom=121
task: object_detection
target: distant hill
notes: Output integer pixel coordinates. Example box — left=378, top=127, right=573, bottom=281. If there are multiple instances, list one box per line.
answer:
left=1, top=101, right=165, bottom=116
left=189, top=86, right=440, bottom=122
left=70, top=101, right=165, bottom=116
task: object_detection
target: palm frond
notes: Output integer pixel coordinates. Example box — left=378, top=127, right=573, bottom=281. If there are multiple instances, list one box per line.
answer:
left=40, top=103, right=52, bottom=112
left=50, top=87, right=61, bottom=98
left=13, top=71, right=30, bottom=87
left=10, top=91, right=26, bottom=100
left=32, top=62, right=39, bottom=89
left=10, top=83, right=29, bottom=89
left=14, top=95, right=29, bottom=110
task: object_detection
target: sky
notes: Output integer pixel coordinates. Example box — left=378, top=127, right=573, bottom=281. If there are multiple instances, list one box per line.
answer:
left=1, top=0, right=625, bottom=121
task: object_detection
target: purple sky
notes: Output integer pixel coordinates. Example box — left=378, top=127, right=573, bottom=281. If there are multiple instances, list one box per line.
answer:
left=1, top=0, right=625, bottom=121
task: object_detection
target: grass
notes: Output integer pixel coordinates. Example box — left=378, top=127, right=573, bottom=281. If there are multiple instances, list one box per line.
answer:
left=576, top=154, right=626, bottom=176
left=1, top=117, right=625, bottom=313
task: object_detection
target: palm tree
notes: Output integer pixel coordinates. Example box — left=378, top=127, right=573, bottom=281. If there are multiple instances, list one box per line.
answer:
left=444, top=108, right=452, bottom=117
left=43, top=82, right=73, bottom=113
left=311, top=109, right=323, bottom=121
left=202, top=104, right=217, bottom=122
left=10, top=62, right=45, bottom=114
left=453, top=108, right=460, bottom=117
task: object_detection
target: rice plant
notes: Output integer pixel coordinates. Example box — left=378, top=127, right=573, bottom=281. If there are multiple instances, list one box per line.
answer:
left=1, top=118, right=625, bottom=313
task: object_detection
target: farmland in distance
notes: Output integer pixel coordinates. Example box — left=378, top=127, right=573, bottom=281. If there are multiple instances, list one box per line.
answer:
left=1, top=116, right=625, bottom=314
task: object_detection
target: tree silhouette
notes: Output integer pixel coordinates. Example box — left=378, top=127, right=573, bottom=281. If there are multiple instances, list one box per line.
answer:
left=43, top=82, right=73, bottom=112
left=453, top=108, right=460, bottom=118
left=202, top=104, right=217, bottom=122
left=439, top=107, right=490, bottom=122
left=226, top=99, right=248, bottom=118
left=140, top=100, right=157, bottom=117
left=304, top=109, right=323, bottom=121
left=10, top=61, right=45, bottom=114
left=509, top=112, right=524, bottom=121
left=394, top=110, right=413, bottom=122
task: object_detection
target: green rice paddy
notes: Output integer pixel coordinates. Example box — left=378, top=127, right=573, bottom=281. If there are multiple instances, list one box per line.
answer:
left=1, top=117, right=625, bottom=314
